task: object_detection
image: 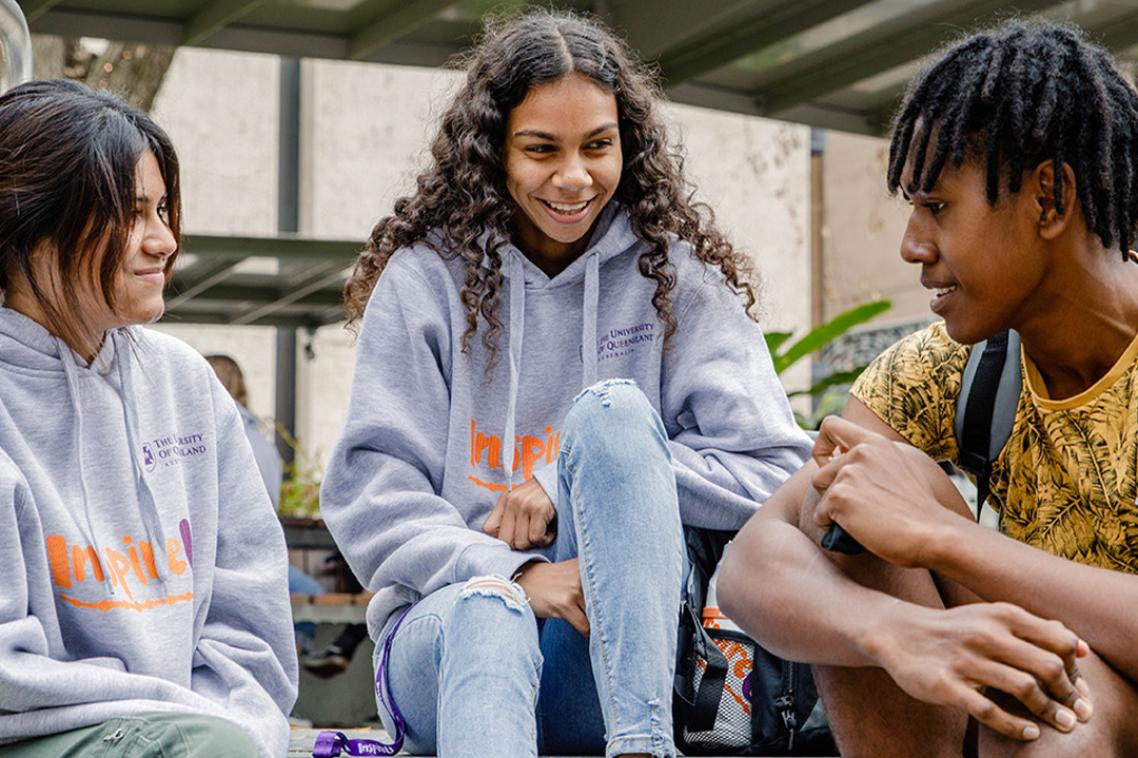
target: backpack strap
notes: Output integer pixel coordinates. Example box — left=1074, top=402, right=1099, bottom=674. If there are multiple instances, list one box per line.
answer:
left=954, top=330, right=1021, bottom=519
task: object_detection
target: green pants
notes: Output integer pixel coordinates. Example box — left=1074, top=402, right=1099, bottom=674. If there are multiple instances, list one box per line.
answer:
left=4, top=712, right=258, bottom=757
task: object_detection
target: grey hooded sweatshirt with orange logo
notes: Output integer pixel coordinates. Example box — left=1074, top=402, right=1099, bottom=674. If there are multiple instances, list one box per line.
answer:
left=321, top=204, right=813, bottom=638
left=0, top=307, right=297, bottom=756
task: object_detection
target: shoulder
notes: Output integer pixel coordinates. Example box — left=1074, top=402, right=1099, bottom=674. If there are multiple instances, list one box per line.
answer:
left=662, top=239, right=752, bottom=324
left=126, top=327, right=237, bottom=419
left=857, top=321, right=970, bottom=387
left=367, top=242, right=460, bottom=314
left=850, top=321, right=970, bottom=457
left=130, top=327, right=215, bottom=381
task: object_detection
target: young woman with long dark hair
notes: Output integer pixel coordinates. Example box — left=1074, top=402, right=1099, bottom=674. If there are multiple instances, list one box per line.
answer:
left=0, top=80, right=297, bottom=758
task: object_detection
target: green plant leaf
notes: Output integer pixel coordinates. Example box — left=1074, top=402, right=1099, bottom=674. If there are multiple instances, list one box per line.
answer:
left=773, top=300, right=891, bottom=374
left=764, top=330, right=794, bottom=355
left=786, top=366, right=870, bottom=398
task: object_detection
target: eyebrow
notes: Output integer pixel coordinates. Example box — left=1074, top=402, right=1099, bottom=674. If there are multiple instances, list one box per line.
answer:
left=513, top=123, right=619, bottom=141
left=134, top=194, right=168, bottom=203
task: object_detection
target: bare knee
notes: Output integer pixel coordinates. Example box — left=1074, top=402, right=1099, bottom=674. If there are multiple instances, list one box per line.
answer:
left=458, top=575, right=528, bottom=611
left=979, top=651, right=1137, bottom=758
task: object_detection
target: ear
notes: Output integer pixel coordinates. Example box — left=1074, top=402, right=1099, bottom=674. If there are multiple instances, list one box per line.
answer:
left=1029, top=160, right=1078, bottom=241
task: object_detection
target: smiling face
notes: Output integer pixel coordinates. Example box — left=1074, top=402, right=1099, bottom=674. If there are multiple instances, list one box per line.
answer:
left=504, top=72, right=622, bottom=275
left=87, top=150, right=177, bottom=333
left=899, top=155, right=1051, bottom=345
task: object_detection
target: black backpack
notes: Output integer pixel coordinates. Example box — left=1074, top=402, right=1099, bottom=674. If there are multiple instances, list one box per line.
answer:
left=673, top=527, right=836, bottom=756
left=953, top=330, right=1022, bottom=515
left=669, top=331, right=1020, bottom=756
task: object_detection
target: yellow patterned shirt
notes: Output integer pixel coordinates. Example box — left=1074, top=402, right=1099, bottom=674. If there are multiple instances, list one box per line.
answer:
left=851, top=321, right=1138, bottom=575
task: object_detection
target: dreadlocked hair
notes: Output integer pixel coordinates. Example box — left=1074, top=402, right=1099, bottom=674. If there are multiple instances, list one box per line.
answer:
left=887, top=18, right=1138, bottom=259
left=342, top=9, right=756, bottom=364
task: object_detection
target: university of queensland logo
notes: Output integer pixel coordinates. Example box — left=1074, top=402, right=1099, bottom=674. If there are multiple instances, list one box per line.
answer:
left=140, top=431, right=208, bottom=471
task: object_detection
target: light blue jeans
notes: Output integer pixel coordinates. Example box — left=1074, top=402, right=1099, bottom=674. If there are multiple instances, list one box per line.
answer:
left=375, top=379, right=684, bottom=757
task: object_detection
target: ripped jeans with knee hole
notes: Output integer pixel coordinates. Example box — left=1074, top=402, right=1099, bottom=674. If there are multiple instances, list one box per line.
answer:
left=374, top=379, right=684, bottom=758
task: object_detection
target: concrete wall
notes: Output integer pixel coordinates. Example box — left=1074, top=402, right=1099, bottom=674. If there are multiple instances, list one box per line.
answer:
left=819, top=130, right=924, bottom=325
left=149, top=47, right=281, bottom=422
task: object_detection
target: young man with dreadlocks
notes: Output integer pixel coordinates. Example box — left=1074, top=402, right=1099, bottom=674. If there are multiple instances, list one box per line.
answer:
left=719, top=19, right=1138, bottom=756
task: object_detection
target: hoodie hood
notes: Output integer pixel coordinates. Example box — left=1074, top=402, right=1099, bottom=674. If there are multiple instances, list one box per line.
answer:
left=488, top=203, right=639, bottom=488
left=0, top=308, right=169, bottom=590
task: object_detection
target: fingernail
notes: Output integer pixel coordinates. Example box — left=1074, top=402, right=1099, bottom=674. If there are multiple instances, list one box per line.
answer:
left=1074, top=697, right=1093, bottom=721
left=1055, top=708, right=1076, bottom=729
left=1023, top=724, right=1040, bottom=740
left=1076, top=677, right=1091, bottom=698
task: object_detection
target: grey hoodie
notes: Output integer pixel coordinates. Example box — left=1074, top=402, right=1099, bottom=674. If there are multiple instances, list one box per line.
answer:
left=0, top=308, right=298, bottom=756
left=322, top=206, right=812, bottom=636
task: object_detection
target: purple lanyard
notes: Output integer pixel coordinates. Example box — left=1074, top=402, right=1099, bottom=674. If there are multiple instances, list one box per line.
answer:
left=311, top=604, right=415, bottom=757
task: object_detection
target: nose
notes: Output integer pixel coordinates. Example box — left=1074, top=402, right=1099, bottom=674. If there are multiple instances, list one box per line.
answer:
left=899, top=212, right=936, bottom=265
left=143, top=214, right=177, bottom=261
left=552, top=152, right=591, bottom=191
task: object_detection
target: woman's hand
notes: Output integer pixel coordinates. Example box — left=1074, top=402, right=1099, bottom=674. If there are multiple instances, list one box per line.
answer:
left=483, top=478, right=556, bottom=550
left=515, top=559, right=589, bottom=636
left=809, top=414, right=970, bottom=568
left=867, top=600, right=1093, bottom=740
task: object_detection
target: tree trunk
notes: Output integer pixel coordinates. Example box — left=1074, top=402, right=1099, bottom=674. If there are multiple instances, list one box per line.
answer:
left=31, top=34, right=176, bottom=113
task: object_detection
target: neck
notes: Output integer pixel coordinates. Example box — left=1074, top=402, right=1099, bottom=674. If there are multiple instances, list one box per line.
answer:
left=1015, top=242, right=1138, bottom=398
left=510, top=217, right=596, bottom=279
left=4, top=283, right=105, bottom=363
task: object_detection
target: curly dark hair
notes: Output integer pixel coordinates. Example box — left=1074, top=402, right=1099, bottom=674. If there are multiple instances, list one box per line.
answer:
left=887, top=18, right=1138, bottom=258
left=343, top=9, right=757, bottom=361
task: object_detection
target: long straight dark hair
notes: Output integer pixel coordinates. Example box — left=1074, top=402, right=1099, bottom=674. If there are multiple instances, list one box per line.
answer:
left=0, top=79, right=182, bottom=353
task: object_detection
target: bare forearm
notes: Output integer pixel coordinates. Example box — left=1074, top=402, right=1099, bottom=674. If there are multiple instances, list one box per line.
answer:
left=928, top=521, right=1138, bottom=683
left=719, top=516, right=911, bottom=668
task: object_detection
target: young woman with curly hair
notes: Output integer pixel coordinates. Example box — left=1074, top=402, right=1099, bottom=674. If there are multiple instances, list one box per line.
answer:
left=321, top=10, right=810, bottom=757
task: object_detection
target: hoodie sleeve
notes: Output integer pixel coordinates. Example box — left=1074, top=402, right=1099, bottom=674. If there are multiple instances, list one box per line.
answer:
left=187, top=380, right=298, bottom=756
left=661, top=269, right=813, bottom=531
left=321, top=257, right=541, bottom=606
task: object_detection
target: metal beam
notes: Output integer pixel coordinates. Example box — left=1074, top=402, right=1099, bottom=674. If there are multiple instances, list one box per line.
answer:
left=665, top=81, right=765, bottom=117
left=182, top=233, right=360, bottom=262
left=30, top=8, right=184, bottom=44
left=161, top=309, right=325, bottom=328
left=349, top=0, right=459, bottom=61
left=166, top=283, right=343, bottom=308
left=183, top=0, right=265, bottom=46
left=753, top=0, right=1067, bottom=117
left=20, top=0, right=63, bottom=23
left=609, top=0, right=759, bottom=60
left=232, top=269, right=348, bottom=326
left=1094, top=13, right=1138, bottom=51
left=165, top=257, right=246, bottom=309
left=860, top=9, right=1138, bottom=137
left=658, top=0, right=877, bottom=87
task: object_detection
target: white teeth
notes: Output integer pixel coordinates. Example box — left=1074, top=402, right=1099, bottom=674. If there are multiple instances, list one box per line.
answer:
left=935, top=285, right=958, bottom=296
left=546, top=200, right=589, bottom=213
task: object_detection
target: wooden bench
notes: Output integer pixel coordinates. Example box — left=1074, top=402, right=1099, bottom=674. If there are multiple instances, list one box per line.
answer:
left=291, top=591, right=372, bottom=624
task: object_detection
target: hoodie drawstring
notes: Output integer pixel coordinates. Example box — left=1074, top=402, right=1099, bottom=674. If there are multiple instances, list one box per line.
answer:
left=499, top=250, right=602, bottom=491
left=582, top=252, right=600, bottom=388
left=502, top=254, right=526, bottom=492
left=56, top=337, right=116, bottom=595
left=112, top=331, right=169, bottom=582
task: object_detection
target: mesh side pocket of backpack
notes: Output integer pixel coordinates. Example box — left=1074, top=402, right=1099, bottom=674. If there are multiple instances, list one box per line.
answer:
left=681, top=627, right=756, bottom=752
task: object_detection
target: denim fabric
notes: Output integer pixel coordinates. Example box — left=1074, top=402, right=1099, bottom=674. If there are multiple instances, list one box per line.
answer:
left=376, top=379, right=684, bottom=757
